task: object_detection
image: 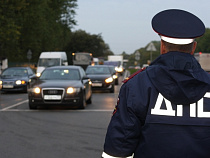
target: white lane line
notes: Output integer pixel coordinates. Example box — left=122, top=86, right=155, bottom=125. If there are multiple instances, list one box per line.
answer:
left=1, top=100, right=28, bottom=111
left=0, top=99, right=114, bottom=112
left=0, top=100, right=113, bottom=112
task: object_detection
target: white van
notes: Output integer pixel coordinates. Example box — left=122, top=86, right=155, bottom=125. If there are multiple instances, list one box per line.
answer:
left=93, top=58, right=99, bottom=65
left=36, top=52, right=68, bottom=77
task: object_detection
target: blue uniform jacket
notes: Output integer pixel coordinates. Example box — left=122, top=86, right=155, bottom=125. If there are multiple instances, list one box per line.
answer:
left=103, top=51, right=210, bottom=158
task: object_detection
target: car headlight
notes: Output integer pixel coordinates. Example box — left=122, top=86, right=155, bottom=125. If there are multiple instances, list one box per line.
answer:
left=16, top=80, right=26, bottom=85
left=67, top=87, right=80, bottom=94
left=36, top=73, right=41, bottom=77
left=117, top=67, right=123, bottom=72
left=113, top=75, right=118, bottom=79
left=105, top=77, right=114, bottom=83
left=89, top=80, right=92, bottom=85
left=33, top=87, right=41, bottom=94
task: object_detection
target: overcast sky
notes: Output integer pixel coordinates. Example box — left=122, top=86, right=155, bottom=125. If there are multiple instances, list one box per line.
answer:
left=73, top=0, right=210, bottom=54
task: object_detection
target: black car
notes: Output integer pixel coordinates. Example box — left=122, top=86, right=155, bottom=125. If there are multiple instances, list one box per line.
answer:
left=0, top=67, right=35, bottom=93
left=28, top=66, right=92, bottom=109
left=85, top=65, right=115, bottom=93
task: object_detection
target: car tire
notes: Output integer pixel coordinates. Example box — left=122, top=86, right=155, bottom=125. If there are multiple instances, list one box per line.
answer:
left=115, top=79, right=119, bottom=85
left=24, top=84, right=29, bottom=93
left=29, top=98, right=37, bottom=109
left=29, top=103, right=37, bottom=110
left=110, top=85, right=115, bottom=93
left=78, top=92, right=86, bottom=109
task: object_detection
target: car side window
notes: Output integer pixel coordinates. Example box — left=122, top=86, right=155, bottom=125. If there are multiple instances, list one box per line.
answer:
left=28, top=68, right=34, bottom=76
left=80, top=68, right=86, bottom=78
left=28, top=69, right=31, bottom=75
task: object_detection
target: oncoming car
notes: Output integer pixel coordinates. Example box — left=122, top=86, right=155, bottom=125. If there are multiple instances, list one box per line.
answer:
left=0, top=67, right=35, bottom=93
left=85, top=65, right=115, bottom=93
left=28, top=66, right=92, bottom=109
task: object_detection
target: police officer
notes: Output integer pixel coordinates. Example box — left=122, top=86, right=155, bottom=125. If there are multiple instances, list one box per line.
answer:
left=102, top=9, right=210, bottom=158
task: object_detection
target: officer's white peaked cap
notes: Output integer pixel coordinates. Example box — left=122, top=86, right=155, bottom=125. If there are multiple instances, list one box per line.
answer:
left=152, top=9, right=205, bottom=45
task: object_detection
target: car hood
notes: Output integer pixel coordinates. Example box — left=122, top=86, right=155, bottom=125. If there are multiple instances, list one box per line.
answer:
left=33, top=80, right=83, bottom=88
left=87, top=74, right=111, bottom=80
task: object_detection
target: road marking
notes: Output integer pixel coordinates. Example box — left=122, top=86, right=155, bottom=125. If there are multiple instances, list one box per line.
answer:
left=1, top=100, right=28, bottom=111
left=0, top=99, right=113, bottom=112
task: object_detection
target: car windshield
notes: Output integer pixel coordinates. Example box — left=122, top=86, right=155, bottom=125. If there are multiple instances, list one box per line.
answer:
left=2, top=68, right=28, bottom=77
left=40, top=69, right=80, bottom=80
left=108, top=67, right=115, bottom=74
left=38, top=58, right=60, bottom=67
left=86, top=67, right=111, bottom=74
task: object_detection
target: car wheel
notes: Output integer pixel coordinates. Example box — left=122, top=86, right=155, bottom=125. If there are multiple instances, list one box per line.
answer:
left=29, top=99, right=37, bottom=109
left=110, top=85, right=115, bottom=93
left=24, top=84, right=30, bottom=93
left=78, top=92, right=86, bottom=109
left=29, top=103, right=37, bottom=110
left=115, top=79, right=119, bottom=85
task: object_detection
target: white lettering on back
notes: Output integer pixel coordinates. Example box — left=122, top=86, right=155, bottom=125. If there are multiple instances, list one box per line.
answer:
left=151, top=92, right=210, bottom=118
left=151, top=93, right=175, bottom=116
left=197, top=93, right=210, bottom=118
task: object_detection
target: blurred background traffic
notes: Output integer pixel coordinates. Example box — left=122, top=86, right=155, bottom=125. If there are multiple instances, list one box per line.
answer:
left=1, top=0, right=210, bottom=90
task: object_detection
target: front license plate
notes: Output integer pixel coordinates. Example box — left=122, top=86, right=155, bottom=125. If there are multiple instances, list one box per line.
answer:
left=92, top=83, right=102, bottom=87
left=44, top=95, right=61, bottom=100
left=3, top=85, right=14, bottom=88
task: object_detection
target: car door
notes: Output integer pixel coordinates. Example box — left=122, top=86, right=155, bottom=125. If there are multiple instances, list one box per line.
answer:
left=80, top=68, right=91, bottom=99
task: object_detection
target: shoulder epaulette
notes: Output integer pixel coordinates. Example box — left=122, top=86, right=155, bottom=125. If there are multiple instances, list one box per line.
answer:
left=122, top=67, right=147, bottom=84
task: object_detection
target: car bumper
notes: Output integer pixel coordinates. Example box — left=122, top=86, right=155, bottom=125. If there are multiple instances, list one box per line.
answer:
left=1, top=85, right=27, bottom=92
left=28, top=91, right=83, bottom=107
left=91, top=82, right=114, bottom=91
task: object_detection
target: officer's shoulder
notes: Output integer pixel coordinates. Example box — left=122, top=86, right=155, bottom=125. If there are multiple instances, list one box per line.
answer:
left=122, top=67, right=147, bottom=84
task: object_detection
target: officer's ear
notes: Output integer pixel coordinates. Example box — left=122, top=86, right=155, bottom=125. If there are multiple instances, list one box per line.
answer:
left=190, top=41, right=197, bottom=55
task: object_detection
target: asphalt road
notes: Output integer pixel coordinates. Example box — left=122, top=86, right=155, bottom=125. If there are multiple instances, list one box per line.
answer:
left=0, top=77, right=124, bottom=158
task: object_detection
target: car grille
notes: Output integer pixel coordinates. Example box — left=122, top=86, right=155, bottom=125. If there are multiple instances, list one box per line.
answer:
left=3, top=81, right=14, bottom=85
left=43, top=89, right=64, bottom=95
left=42, top=88, right=65, bottom=103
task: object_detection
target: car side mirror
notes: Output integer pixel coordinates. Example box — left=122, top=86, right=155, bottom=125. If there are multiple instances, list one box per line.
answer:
left=82, top=76, right=89, bottom=80
left=29, top=76, right=38, bottom=88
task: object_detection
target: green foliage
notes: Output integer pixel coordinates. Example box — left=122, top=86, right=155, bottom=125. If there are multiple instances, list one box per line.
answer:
left=128, top=68, right=139, bottom=75
left=195, top=28, right=210, bottom=53
left=0, top=0, right=27, bottom=59
left=0, top=0, right=77, bottom=62
left=125, top=41, right=160, bottom=67
left=65, top=30, right=113, bottom=64
left=0, top=0, right=113, bottom=65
